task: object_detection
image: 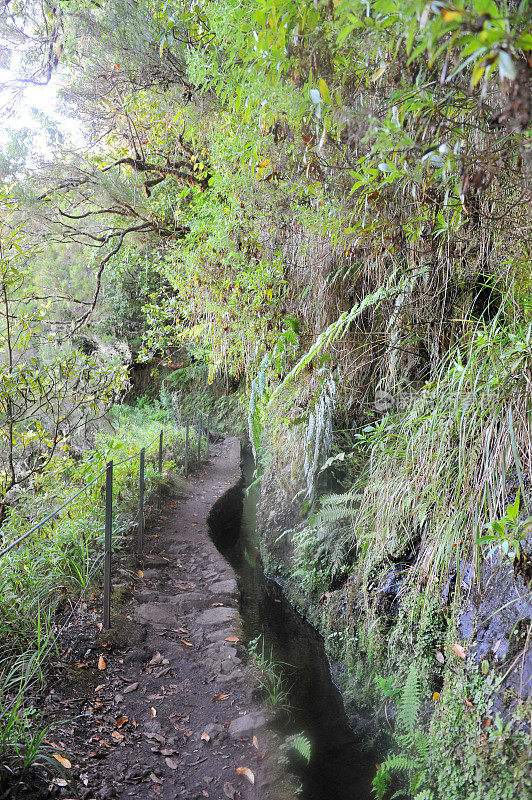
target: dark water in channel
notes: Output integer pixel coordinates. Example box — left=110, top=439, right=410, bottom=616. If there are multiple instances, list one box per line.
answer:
left=210, top=448, right=376, bottom=800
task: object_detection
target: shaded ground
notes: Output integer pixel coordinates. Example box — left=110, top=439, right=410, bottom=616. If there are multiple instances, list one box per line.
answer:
left=17, top=438, right=278, bottom=800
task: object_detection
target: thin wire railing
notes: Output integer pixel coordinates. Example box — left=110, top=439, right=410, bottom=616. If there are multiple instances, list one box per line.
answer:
left=0, top=409, right=212, bottom=629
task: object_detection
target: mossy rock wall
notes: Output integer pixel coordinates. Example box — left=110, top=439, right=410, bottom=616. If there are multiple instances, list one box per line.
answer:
left=256, top=428, right=532, bottom=800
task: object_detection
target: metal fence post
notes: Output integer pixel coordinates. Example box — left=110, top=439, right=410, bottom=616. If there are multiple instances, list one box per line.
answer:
left=158, top=430, right=163, bottom=508
left=206, top=413, right=210, bottom=458
left=197, top=414, right=202, bottom=463
left=138, top=448, right=145, bottom=560
left=103, top=460, right=113, bottom=630
left=185, top=419, right=189, bottom=477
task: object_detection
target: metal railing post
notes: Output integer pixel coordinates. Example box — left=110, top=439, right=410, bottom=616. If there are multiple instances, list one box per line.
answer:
left=185, top=419, right=189, bottom=477
left=103, top=460, right=113, bottom=630
left=206, top=413, right=210, bottom=458
left=197, top=414, right=202, bottom=463
left=158, top=429, right=163, bottom=508
left=138, top=448, right=145, bottom=560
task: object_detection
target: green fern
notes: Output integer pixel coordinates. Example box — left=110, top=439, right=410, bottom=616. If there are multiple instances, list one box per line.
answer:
left=380, top=754, right=416, bottom=775
left=373, top=664, right=434, bottom=800
left=397, top=663, right=422, bottom=742
left=289, top=733, right=312, bottom=764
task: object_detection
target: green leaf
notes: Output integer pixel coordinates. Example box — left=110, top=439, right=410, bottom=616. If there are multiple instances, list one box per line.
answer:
left=507, top=489, right=520, bottom=522
left=318, top=78, right=331, bottom=104
left=471, top=62, right=486, bottom=86
left=516, top=33, right=532, bottom=50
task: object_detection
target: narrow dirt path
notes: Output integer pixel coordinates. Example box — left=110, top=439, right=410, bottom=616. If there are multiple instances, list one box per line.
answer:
left=48, top=438, right=272, bottom=800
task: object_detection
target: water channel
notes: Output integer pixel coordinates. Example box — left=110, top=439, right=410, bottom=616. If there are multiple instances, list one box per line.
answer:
left=209, top=448, right=376, bottom=800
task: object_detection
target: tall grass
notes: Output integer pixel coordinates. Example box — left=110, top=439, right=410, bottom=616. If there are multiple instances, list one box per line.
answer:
left=354, top=319, right=531, bottom=593
left=310, top=316, right=532, bottom=617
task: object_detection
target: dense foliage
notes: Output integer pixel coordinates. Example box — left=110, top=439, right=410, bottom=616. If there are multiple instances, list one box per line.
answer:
left=0, top=0, right=531, bottom=796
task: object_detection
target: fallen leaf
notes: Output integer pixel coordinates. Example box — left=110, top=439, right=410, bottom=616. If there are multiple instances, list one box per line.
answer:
left=201, top=732, right=211, bottom=742
left=223, top=783, right=236, bottom=799
left=150, top=773, right=163, bottom=785
left=181, top=640, right=193, bottom=647
left=115, top=716, right=128, bottom=728
left=213, top=694, right=229, bottom=702
left=52, top=778, right=68, bottom=787
left=96, top=622, right=103, bottom=632
left=138, top=570, right=144, bottom=577
left=95, top=684, right=105, bottom=692
left=165, top=757, right=178, bottom=770
left=434, top=650, right=445, bottom=664
left=252, top=735, right=259, bottom=749
left=481, top=717, right=492, bottom=729
left=53, top=754, right=72, bottom=769
left=432, top=692, right=440, bottom=701
left=492, top=639, right=501, bottom=654
left=111, top=731, right=124, bottom=741
left=98, top=655, right=106, bottom=671
left=225, top=636, right=239, bottom=643
left=236, top=767, right=254, bottom=785
left=123, top=682, right=138, bottom=694
left=465, top=697, right=473, bottom=708
left=452, top=643, right=466, bottom=659
left=151, top=707, right=157, bottom=718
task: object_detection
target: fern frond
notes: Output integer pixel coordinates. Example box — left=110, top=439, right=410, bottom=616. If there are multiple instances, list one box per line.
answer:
left=413, top=790, right=434, bottom=800
left=289, top=733, right=312, bottom=764
left=398, top=663, right=422, bottom=738
left=380, top=754, right=415, bottom=774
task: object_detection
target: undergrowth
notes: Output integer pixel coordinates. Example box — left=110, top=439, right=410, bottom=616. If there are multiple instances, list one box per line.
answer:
left=0, top=401, right=187, bottom=775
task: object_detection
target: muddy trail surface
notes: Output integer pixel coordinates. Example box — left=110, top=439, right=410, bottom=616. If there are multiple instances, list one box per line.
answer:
left=40, top=438, right=275, bottom=800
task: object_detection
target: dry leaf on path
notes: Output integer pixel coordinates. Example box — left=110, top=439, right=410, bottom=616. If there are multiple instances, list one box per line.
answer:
left=53, top=754, right=72, bottom=769
left=225, top=637, right=239, bottom=642
left=150, top=707, right=157, bottom=718
left=452, top=643, right=466, bottom=659
left=236, top=767, right=254, bottom=785
left=115, top=716, right=128, bottom=728
left=201, top=732, right=211, bottom=742
left=165, top=757, right=178, bottom=770
left=111, top=731, right=124, bottom=741
left=252, top=735, right=259, bottom=749
left=181, top=640, right=193, bottom=647
left=213, top=693, right=229, bottom=702
left=434, top=650, right=445, bottom=664
left=123, top=682, right=138, bottom=694
left=97, top=655, right=106, bottom=671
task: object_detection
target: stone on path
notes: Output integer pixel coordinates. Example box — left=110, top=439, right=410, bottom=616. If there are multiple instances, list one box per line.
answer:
left=133, top=602, right=178, bottom=626
left=196, top=606, right=238, bottom=626
left=210, top=578, right=238, bottom=596
left=228, top=711, right=267, bottom=739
